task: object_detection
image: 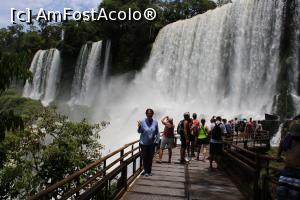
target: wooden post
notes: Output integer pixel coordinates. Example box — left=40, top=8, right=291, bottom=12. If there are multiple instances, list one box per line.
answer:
left=253, top=154, right=260, bottom=200
left=103, top=160, right=106, bottom=176
left=139, top=145, right=143, bottom=169
left=76, top=176, right=80, bottom=197
left=120, top=149, right=128, bottom=190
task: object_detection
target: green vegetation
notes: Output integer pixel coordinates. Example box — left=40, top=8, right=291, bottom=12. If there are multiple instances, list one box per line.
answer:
left=0, top=94, right=43, bottom=119
left=0, top=108, right=108, bottom=199
left=266, top=147, right=284, bottom=172
left=0, top=0, right=217, bottom=76
left=0, top=1, right=217, bottom=198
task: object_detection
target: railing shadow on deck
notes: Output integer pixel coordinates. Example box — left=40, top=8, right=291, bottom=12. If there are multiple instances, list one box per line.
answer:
left=28, top=140, right=142, bottom=200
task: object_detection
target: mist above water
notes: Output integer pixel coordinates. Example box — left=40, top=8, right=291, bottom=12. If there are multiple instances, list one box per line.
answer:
left=22, top=0, right=300, bottom=152
left=92, top=0, right=288, bottom=152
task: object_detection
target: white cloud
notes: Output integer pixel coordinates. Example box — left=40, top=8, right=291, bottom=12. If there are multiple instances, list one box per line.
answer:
left=0, top=0, right=101, bottom=28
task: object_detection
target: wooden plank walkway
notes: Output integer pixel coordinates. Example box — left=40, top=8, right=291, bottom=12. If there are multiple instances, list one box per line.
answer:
left=121, top=146, right=245, bottom=200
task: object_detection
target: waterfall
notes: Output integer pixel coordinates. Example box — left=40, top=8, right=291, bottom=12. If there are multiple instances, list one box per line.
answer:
left=102, top=40, right=111, bottom=84
left=271, top=123, right=283, bottom=147
left=140, top=0, right=284, bottom=115
left=92, top=0, right=294, bottom=151
left=69, top=40, right=111, bottom=106
left=23, top=49, right=61, bottom=106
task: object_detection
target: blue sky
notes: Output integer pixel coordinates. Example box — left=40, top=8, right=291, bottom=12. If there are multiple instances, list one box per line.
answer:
left=0, top=0, right=101, bottom=28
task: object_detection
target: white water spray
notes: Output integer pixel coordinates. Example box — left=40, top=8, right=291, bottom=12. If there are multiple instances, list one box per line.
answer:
left=23, top=49, right=61, bottom=106
left=93, top=0, right=286, bottom=151
left=271, top=123, right=283, bottom=147
left=69, top=40, right=111, bottom=106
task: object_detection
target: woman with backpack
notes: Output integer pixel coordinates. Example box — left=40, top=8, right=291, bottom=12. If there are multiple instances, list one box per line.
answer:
left=196, top=118, right=209, bottom=161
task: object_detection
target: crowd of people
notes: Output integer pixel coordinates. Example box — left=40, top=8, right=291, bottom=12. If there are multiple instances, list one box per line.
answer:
left=137, top=108, right=300, bottom=199
left=137, top=108, right=260, bottom=175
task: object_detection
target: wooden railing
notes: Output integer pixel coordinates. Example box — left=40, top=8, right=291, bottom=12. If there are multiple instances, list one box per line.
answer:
left=221, top=141, right=280, bottom=200
left=224, top=130, right=270, bottom=149
left=28, top=140, right=142, bottom=200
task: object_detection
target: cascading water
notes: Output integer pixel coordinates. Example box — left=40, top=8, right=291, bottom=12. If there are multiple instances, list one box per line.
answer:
left=102, top=40, right=111, bottom=85
left=23, top=49, right=61, bottom=106
left=92, top=0, right=296, bottom=152
left=271, top=123, right=283, bottom=147
left=69, top=40, right=111, bottom=106
left=143, top=0, right=284, bottom=115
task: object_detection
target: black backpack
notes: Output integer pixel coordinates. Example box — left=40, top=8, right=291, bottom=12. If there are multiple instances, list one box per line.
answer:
left=211, top=123, right=223, bottom=140
left=177, top=120, right=184, bottom=136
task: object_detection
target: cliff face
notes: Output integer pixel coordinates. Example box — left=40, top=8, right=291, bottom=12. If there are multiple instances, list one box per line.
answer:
left=274, top=0, right=300, bottom=119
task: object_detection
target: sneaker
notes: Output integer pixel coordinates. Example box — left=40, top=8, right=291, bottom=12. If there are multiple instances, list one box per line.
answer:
left=145, top=173, right=149, bottom=177
left=149, top=173, right=153, bottom=176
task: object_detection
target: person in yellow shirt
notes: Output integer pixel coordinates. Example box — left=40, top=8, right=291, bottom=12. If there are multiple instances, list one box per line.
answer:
left=196, top=118, right=209, bottom=161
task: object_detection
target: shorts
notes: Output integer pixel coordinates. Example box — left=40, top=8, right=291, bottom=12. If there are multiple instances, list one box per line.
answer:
left=197, top=138, right=209, bottom=145
left=209, top=143, right=223, bottom=155
left=180, top=136, right=187, bottom=149
left=160, top=137, right=174, bottom=149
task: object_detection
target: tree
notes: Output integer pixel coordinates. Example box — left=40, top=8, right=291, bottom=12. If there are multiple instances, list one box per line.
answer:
left=0, top=52, right=32, bottom=95
left=0, top=108, right=108, bottom=199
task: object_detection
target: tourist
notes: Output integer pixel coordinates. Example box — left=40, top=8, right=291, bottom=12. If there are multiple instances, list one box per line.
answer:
left=233, top=117, right=239, bottom=135
left=246, top=117, right=254, bottom=138
left=238, top=119, right=246, bottom=137
left=177, top=112, right=191, bottom=164
left=277, top=120, right=300, bottom=200
left=256, top=120, right=263, bottom=133
left=137, top=108, right=159, bottom=176
left=158, top=116, right=175, bottom=163
left=189, top=113, right=199, bottom=157
left=223, top=118, right=233, bottom=146
left=196, top=118, right=209, bottom=161
left=209, top=116, right=226, bottom=169
left=223, top=118, right=233, bottom=135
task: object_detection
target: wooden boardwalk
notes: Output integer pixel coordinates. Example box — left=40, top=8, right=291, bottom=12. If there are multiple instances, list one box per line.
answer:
left=121, top=146, right=245, bottom=200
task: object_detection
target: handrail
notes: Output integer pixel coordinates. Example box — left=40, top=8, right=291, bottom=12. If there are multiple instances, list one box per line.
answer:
left=222, top=135, right=282, bottom=200
left=224, top=141, right=257, bottom=156
left=28, top=139, right=141, bottom=200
